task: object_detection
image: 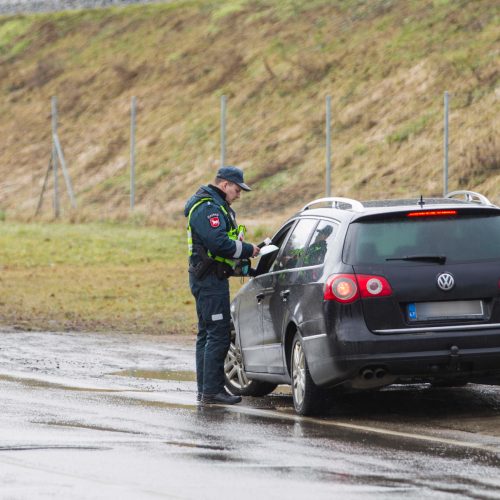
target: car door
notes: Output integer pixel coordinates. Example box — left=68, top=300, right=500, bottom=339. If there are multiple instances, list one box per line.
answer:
left=262, top=218, right=319, bottom=374
left=236, top=222, right=294, bottom=373
left=288, top=219, right=340, bottom=338
left=236, top=277, right=269, bottom=373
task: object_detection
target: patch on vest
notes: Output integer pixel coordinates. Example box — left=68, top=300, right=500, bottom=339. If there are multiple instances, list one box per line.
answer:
left=208, top=214, right=220, bottom=228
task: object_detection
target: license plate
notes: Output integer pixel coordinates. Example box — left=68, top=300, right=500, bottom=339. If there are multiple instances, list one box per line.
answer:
left=407, top=300, right=484, bottom=321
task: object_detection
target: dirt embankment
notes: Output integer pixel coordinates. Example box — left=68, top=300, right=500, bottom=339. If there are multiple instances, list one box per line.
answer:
left=0, top=0, right=498, bottom=224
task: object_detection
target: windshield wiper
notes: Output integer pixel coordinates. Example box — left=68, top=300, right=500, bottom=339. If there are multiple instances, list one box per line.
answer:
left=386, top=255, right=447, bottom=264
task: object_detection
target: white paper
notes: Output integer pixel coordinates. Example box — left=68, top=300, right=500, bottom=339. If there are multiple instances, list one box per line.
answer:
left=259, top=244, right=279, bottom=256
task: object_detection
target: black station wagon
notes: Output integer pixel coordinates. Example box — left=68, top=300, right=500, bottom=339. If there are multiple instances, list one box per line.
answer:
left=224, top=191, right=500, bottom=415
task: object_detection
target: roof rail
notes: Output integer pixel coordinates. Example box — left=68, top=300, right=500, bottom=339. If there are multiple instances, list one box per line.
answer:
left=302, top=197, right=364, bottom=212
left=445, top=190, right=493, bottom=206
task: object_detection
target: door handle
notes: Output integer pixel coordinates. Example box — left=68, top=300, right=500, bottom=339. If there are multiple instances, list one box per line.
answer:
left=256, top=290, right=275, bottom=303
left=280, top=289, right=290, bottom=301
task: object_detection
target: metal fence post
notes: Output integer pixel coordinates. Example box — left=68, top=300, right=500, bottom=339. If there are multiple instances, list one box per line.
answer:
left=443, top=91, right=449, bottom=196
left=53, top=134, right=76, bottom=209
left=325, top=95, right=332, bottom=197
left=220, top=95, right=227, bottom=168
left=51, top=96, right=60, bottom=218
left=130, top=96, right=137, bottom=211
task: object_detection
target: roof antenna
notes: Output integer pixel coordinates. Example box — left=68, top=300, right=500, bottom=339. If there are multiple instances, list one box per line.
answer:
left=418, top=195, right=425, bottom=208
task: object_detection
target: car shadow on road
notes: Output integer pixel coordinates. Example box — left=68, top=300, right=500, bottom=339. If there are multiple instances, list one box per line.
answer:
left=255, top=383, right=500, bottom=427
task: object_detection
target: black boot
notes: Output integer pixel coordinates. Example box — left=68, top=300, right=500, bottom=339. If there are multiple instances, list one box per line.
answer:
left=202, top=390, right=242, bottom=405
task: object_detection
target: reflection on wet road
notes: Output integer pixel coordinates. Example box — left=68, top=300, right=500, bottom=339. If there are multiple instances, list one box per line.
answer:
left=1, top=330, right=500, bottom=499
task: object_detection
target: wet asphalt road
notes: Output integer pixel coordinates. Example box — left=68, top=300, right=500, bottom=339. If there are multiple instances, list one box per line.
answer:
left=1, top=331, right=500, bottom=499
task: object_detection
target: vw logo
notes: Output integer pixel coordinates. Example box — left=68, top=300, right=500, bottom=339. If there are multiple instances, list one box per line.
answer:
left=437, top=273, right=455, bottom=291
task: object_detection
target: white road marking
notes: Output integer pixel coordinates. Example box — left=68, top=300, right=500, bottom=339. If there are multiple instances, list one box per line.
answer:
left=221, top=405, right=500, bottom=455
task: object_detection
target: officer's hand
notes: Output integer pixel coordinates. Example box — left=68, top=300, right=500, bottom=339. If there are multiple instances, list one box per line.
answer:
left=251, top=244, right=260, bottom=257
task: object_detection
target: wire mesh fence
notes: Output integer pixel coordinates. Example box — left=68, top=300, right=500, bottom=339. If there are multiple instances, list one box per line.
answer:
left=0, top=88, right=498, bottom=224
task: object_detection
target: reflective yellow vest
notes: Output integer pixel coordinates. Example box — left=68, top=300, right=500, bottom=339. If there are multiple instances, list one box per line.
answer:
left=187, top=197, right=246, bottom=269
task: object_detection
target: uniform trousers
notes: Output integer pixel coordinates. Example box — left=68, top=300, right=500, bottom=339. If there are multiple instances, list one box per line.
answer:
left=189, top=272, right=231, bottom=395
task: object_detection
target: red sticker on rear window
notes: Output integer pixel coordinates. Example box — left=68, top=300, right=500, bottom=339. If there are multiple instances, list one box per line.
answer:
left=209, top=216, right=220, bottom=228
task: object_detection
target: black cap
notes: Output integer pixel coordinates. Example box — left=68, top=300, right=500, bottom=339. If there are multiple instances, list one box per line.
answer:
left=317, top=225, right=333, bottom=236
left=216, top=166, right=251, bottom=191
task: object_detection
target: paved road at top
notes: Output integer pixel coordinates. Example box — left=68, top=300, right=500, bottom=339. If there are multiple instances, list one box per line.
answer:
left=0, top=0, right=171, bottom=15
left=1, top=330, right=500, bottom=499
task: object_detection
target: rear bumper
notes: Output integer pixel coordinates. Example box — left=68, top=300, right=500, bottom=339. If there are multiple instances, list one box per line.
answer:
left=302, top=321, right=500, bottom=387
left=372, top=323, right=500, bottom=335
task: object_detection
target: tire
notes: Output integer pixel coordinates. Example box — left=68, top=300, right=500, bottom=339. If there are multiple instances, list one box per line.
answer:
left=224, top=336, right=277, bottom=397
left=291, top=332, right=323, bottom=415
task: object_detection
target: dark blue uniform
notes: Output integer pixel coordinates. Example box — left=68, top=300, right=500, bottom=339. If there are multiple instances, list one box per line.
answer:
left=184, top=184, right=254, bottom=396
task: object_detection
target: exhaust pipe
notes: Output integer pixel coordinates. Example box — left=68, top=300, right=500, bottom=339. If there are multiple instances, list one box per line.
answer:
left=355, top=367, right=393, bottom=389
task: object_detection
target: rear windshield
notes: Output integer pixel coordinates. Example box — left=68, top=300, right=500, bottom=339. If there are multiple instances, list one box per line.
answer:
left=344, top=215, right=500, bottom=264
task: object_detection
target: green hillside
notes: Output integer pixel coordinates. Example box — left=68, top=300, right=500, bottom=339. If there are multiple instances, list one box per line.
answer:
left=0, top=0, right=498, bottom=226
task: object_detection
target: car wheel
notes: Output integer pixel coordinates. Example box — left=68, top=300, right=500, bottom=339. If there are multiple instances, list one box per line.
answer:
left=224, top=337, right=277, bottom=397
left=291, top=332, right=322, bottom=415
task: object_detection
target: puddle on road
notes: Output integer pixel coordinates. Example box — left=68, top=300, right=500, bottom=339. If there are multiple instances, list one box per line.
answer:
left=163, top=441, right=245, bottom=464
left=164, top=440, right=226, bottom=451
left=273, top=385, right=292, bottom=396
left=112, top=369, right=290, bottom=396
left=44, top=420, right=144, bottom=435
left=111, top=369, right=196, bottom=382
left=0, top=445, right=109, bottom=452
left=0, top=374, right=123, bottom=393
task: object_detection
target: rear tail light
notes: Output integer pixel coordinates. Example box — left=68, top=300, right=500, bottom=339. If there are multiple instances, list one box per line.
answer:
left=407, top=210, right=457, bottom=217
left=356, top=275, right=393, bottom=298
left=325, top=275, right=359, bottom=303
left=325, top=274, right=392, bottom=302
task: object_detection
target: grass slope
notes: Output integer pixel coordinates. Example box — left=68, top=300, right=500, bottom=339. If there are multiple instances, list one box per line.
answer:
left=0, top=0, right=498, bottom=225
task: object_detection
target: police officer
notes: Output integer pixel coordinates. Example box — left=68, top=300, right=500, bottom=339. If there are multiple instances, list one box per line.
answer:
left=184, top=166, right=260, bottom=405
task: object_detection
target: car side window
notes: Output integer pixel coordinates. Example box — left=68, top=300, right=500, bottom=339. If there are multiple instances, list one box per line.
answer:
left=255, top=223, right=295, bottom=275
left=271, top=219, right=319, bottom=272
left=302, top=220, right=338, bottom=267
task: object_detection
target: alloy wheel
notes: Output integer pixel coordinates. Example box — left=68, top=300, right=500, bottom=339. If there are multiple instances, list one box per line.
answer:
left=292, top=340, right=306, bottom=408
left=224, top=341, right=251, bottom=390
